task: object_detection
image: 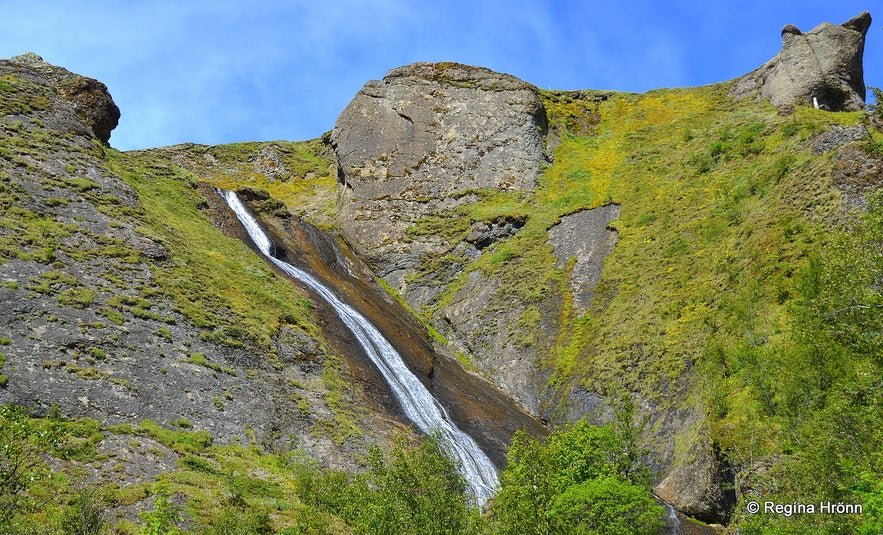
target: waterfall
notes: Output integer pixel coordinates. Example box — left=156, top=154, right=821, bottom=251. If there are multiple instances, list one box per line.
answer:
left=221, top=189, right=499, bottom=506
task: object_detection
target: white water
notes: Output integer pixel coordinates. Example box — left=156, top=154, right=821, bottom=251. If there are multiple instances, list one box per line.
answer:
left=221, top=189, right=499, bottom=506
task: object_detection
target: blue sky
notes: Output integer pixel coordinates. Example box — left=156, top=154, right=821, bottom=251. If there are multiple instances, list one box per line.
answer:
left=1, top=1, right=879, bottom=150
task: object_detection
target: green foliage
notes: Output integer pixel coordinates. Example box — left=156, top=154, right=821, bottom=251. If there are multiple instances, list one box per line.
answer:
left=298, top=435, right=481, bottom=535
left=550, top=476, right=664, bottom=535
left=198, top=505, right=271, bottom=535
left=59, top=485, right=108, bottom=535
left=710, top=192, right=883, bottom=533
left=135, top=420, right=212, bottom=454
left=139, top=489, right=182, bottom=535
left=0, top=405, right=63, bottom=531
left=491, top=418, right=662, bottom=535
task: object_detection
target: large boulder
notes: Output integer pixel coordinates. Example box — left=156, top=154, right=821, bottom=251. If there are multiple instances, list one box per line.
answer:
left=730, top=12, right=871, bottom=111
left=330, top=62, right=547, bottom=283
left=1, top=52, right=120, bottom=144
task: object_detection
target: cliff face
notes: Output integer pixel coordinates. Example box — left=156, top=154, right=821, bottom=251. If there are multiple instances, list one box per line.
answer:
left=326, top=12, right=880, bottom=524
left=0, top=54, right=404, bottom=474
left=330, top=62, right=548, bottom=288
left=1, top=10, right=880, bottom=529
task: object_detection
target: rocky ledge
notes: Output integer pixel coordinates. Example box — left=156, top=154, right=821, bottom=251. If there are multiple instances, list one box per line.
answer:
left=1, top=52, right=120, bottom=144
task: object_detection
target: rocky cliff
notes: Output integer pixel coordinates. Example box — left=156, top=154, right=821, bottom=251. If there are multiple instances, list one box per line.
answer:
left=0, top=54, right=406, bottom=478
left=326, top=12, right=880, bottom=525
left=330, top=62, right=548, bottom=288
left=1, top=10, right=880, bottom=531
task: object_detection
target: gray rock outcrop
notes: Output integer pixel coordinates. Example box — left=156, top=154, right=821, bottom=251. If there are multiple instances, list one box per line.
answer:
left=1, top=52, right=120, bottom=143
left=548, top=205, right=620, bottom=313
left=330, top=62, right=547, bottom=285
left=730, top=12, right=871, bottom=111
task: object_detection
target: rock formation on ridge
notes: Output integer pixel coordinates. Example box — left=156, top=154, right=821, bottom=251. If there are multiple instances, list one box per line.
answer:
left=730, top=11, right=871, bottom=111
left=330, top=62, right=547, bottom=287
left=0, top=52, right=120, bottom=144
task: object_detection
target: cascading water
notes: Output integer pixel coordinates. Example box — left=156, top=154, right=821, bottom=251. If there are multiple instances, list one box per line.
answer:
left=221, top=189, right=499, bottom=506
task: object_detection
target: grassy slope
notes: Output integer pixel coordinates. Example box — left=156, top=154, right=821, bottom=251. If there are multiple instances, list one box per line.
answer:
left=404, top=82, right=881, bottom=531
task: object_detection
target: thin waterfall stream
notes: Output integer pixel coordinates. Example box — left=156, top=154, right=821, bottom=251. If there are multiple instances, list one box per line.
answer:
left=221, top=189, right=499, bottom=506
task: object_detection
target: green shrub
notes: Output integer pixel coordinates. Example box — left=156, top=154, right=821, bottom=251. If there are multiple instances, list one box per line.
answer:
left=59, top=485, right=107, bottom=535
left=492, top=418, right=660, bottom=535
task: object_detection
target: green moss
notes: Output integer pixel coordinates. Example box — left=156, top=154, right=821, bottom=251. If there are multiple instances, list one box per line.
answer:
left=135, top=419, right=212, bottom=454
left=187, top=353, right=237, bottom=377
left=97, top=307, right=124, bottom=325
left=56, top=287, right=96, bottom=309
left=155, top=326, right=172, bottom=341
left=104, top=149, right=322, bottom=351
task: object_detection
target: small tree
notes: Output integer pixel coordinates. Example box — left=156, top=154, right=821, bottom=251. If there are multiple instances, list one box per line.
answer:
left=0, top=404, right=61, bottom=530
left=550, top=476, right=664, bottom=535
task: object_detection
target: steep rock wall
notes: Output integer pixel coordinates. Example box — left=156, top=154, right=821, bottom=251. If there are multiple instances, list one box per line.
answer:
left=331, top=62, right=547, bottom=287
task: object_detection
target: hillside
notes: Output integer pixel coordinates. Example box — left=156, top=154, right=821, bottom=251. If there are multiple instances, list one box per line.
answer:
left=1, top=11, right=881, bottom=535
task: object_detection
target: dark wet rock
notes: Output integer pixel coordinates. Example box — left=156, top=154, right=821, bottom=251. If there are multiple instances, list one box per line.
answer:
left=730, top=12, right=871, bottom=111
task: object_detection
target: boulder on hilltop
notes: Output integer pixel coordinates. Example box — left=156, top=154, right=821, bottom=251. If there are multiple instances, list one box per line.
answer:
left=330, top=62, right=547, bottom=283
left=730, top=11, right=871, bottom=111
left=0, top=52, right=120, bottom=143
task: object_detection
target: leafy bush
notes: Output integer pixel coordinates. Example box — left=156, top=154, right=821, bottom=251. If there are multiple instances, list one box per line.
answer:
left=0, top=405, right=62, bottom=530
left=550, top=476, right=663, bottom=535
left=491, top=417, right=662, bottom=535
left=297, top=435, right=481, bottom=535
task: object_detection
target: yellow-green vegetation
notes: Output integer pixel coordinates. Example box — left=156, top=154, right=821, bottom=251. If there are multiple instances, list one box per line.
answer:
left=401, top=83, right=881, bottom=533
left=0, top=74, right=51, bottom=116
left=151, top=139, right=339, bottom=228
left=104, top=149, right=321, bottom=351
